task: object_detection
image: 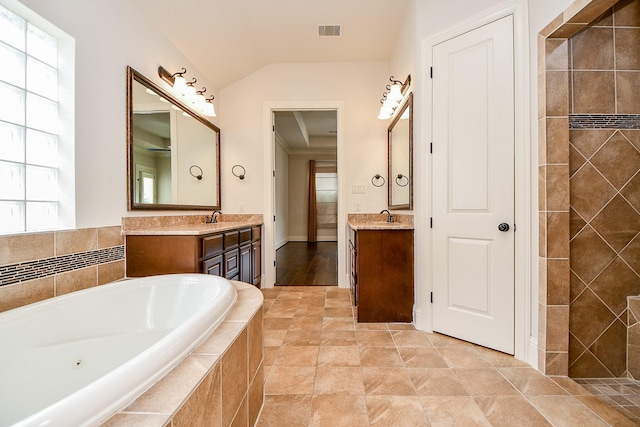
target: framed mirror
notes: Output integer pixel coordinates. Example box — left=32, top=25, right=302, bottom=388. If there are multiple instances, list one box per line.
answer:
left=388, top=92, right=413, bottom=210
left=126, top=66, right=221, bottom=210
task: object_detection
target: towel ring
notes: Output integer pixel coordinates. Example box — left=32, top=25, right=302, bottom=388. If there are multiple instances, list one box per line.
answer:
left=371, top=174, right=385, bottom=187
left=232, top=164, right=246, bottom=180
left=395, top=174, right=409, bottom=187
left=189, top=165, right=203, bottom=180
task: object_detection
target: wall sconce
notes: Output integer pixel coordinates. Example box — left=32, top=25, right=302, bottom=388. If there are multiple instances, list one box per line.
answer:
left=158, top=66, right=217, bottom=118
left=377, top=75, right=411, bottom=120
left=232, top=164, right=246, bottom=180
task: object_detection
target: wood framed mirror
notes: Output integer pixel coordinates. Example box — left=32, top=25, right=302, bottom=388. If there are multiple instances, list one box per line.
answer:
left=388, top=92, right=413, bottom=210
left=126, top=66, right=221, bottom=210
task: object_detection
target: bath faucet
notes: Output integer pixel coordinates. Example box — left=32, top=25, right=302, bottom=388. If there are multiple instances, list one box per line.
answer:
left=205, top=210, right=221, bottom=224
left=380, top=209, right=394, bottom=223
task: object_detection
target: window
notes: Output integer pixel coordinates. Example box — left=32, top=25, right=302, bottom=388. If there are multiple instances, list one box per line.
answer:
left=0, top=2, right=74, bottom=234
left=316, top=171, right=337, bottom=229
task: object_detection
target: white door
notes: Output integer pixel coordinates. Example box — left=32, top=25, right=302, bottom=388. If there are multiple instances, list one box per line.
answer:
left=432, top=15, right=515, bottom=354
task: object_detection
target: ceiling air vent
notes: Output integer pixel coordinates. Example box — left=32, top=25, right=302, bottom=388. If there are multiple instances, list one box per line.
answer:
left=317, top=25, right=341, bottom=37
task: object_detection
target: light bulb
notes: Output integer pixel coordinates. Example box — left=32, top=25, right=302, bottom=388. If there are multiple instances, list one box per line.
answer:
left=195, top=93, right=206, bottom=108
left=388, top=84, right=403, bottom=103
left=204, top=101, right=216, bottom=117
left=185, top=84, right=197, bottom=101
left=173, top=75, right=187, bottom=95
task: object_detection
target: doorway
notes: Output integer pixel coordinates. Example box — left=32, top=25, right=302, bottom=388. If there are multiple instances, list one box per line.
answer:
left=273, top=110, right=339, bottom=286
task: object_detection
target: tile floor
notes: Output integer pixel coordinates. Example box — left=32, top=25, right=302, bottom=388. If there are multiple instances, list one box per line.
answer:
left=257, top=285, right=640, bottom=426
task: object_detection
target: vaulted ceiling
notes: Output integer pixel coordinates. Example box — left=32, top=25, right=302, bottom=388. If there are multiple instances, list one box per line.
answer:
left=131, top=0, right=410, bottom=89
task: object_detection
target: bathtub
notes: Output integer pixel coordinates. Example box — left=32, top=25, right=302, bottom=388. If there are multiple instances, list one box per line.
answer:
left=0, top=273, right=237, bottom=427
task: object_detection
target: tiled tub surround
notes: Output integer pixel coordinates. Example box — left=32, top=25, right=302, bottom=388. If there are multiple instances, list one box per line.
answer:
left=0, top=226, right=125, bottom=313
left=538, top=0, right=640, bottom=377
left=630, top=296, right=640, bottom=380
left=104, top=280, right=264, bottom=427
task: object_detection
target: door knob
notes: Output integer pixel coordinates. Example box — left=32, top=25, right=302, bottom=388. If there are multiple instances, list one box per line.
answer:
left=498, top=223, right=510, bottom=232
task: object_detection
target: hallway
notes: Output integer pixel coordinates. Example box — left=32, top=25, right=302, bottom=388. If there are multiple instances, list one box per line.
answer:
left=257, top=286, right=640, bottom=426
left=276, top=242, right=338, bottom=286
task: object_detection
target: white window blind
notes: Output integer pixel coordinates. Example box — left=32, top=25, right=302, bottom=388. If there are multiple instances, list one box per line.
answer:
left=0, top=3, right=71, bottom=234
left=316, top=171, right=337, bottom=229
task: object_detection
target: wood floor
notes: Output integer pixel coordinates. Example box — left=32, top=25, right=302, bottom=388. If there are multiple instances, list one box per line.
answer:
left=276, top=242, right=338, bottom=286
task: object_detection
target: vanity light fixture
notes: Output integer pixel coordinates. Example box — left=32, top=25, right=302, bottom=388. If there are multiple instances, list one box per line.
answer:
left=157, top=65, right=216, bottom=118
left=377, top=74, right=411, bottom=120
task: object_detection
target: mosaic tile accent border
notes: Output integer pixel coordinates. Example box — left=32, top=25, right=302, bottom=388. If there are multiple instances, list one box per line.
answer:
left=569, top=114, right=640, bottom=129
left=0, top=246, right=124, bottom=287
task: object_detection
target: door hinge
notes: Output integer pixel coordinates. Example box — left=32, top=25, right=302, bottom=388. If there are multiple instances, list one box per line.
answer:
left=273, top=215, right=276, bottom=222
left=272, top=125, right=275, bottom=132
left=430, top=142, right=433, bottom=154
left=514, top=223, right=516, bottom=232
left=430, top=67, right=433, bottom=79
left=430, top=292, right=433, bottom=303
left=273, top=170, right=276, bottom=178
left=430, top=217, right=433, bottom=228
left=273, top=260, right=276, bottom=267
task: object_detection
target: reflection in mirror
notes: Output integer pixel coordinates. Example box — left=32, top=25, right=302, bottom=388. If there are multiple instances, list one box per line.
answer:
left=388, top=92, right=413, bottom=210
left=127, top=66, right=221, bottom=210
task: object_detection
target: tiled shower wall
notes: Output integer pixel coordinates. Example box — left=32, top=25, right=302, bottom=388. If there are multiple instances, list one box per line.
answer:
left=567, top=0, right=640, bottom=378
left=539, top=0, right=640, bottom=377
left=0, top=226, right=125, bottom=313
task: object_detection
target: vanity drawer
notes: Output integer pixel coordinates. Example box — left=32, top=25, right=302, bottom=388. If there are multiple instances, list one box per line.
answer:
left=224, top=248, right=240, bottom=279
left=202, top=234, right=223, bottom=259
left=239, top=228, right=252, bottom=245
left=251, top=226, right=261, bottom=242
left=224, top=231, right=239, bottom=249
left=203, top=254, right=223, bottom=276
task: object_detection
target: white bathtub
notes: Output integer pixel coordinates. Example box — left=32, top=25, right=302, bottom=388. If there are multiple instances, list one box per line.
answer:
left=0, top=274, right=237, bottom=427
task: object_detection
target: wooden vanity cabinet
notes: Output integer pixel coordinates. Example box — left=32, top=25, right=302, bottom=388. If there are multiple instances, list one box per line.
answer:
left=350, top=228, right=414, bottom=322
left=125, top=225, right=262, bottom=288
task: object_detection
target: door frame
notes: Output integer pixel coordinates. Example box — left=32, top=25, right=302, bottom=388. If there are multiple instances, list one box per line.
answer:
left=262, top=101, right=346, bottom=289
left=420, top=0, right=532, bottom=362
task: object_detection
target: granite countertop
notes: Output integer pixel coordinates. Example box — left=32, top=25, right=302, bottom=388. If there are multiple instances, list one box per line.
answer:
left=347, top=213, right=414, bottom=230
left=122, top=214, right=263, bottom=236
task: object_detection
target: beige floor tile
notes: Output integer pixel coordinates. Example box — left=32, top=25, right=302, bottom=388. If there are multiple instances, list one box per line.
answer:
left=356, top=323, right=389, bottom=331
left=575, top=395, right=640, bottom=426
left=317, top=346, right=361, bottom=367
left=399, top=347, right=448, bottom=368
left=289, top=317, right=324, bottom=330
left=362, top=367, right=416, bottom=396
left=387, top=323, right=416, bottom=330
left=498, top=367, right=568, bottom=396
left=408, top=368, right=469, bottom=396
left=428, top=333, right=475, bottom=348
left=357, top=331, right=396, bottom=347
left=314, top=366, right=365, bottom=395
left=474, top=396, right=552, bottom=427
left=309, top=395, right=369, bottom=427
left=264, top=366, right=316, bottom=395
left=263, top=330, right=287, bottom=346
left=420, top=396, right=491, bottom=426
left=528, top=395, right=610, bottom=427
left=322, top=318, right=355, bottom=331
left=264, top=306, right=298, bottom=318
left=299, top=297, right=325, bottom=307
left=263, top=346, right=280, bottom=367
left=325, top=299, right=352, bottom=308
left=320, top=330, right=357, bottom=346
left=282, top=330, right=322, bottom=346
left=273, top=345, right=319, bottom=367
left=324, top=307, right=354, bottom=317
left=359, top=346, right=404, bottom=367
left=263, top=317, right=292, bottom=330
left=439, top=347, right=494, bottom=369
left=453, top=368, right=520, bottom=396
left=391, top=330, right=434, bottom=347
left=366, top=395, right=430, bottom=426
left=256, top=395, right=312, bottom=427
left=474, top=345, right=531, bottom=367
left=295, top=306, right=325, bottom=317
left=550, top=376, right=594, bottom=395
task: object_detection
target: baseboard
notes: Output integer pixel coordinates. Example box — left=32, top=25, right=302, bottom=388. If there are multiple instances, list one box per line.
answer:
left=529, top=336, right=539, bottom=370
left=288, top=236, right=337, bottom=242
left=275, top=238, right=288, bottom=250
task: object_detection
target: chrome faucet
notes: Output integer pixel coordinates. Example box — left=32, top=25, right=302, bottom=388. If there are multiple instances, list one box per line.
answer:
left=380, top=209, right=394, bottom=223
left=205, top=210, right=221, bottom=224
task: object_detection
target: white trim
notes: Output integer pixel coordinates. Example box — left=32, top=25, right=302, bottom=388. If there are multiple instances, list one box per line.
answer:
left=421, top=0, right=531, bottom=363
left=263, top=101, right=346, bottom=289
